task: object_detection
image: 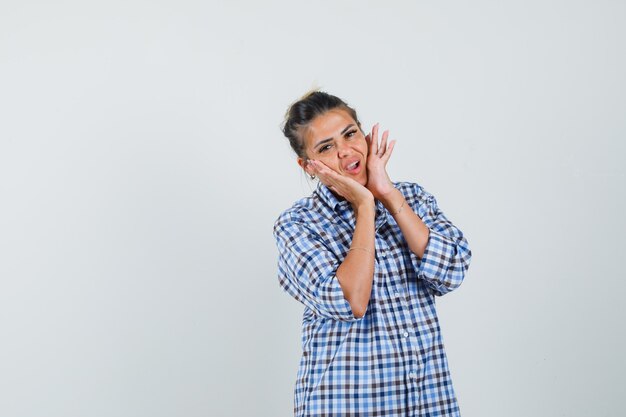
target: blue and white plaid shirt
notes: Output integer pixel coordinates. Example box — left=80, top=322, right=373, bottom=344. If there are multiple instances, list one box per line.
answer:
left=273, top=181, right=472, bottom=416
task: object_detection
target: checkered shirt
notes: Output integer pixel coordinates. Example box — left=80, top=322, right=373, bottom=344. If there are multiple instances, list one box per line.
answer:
left=273, top=181, right=472, bottom=417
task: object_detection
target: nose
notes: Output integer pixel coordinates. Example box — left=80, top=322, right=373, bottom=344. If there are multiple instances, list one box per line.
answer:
left=337, top=140, right=352, bottom=158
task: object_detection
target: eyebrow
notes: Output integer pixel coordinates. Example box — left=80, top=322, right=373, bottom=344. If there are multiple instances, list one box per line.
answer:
left=313, top=124, right=355, bottom=150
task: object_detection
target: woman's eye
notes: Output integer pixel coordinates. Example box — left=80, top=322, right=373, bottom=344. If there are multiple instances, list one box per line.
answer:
left=319, top=144, right=332, bottom=153
left=346, top=129, right=357, bottom=138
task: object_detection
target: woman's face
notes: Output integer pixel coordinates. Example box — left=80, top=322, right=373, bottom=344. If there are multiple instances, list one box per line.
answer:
left=298, top=108, right=369, bottom=186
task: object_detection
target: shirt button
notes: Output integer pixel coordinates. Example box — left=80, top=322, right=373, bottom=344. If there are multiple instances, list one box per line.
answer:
left=408, top=372, right=417, bottom=380
left=403, top=331, right=410, bottom=338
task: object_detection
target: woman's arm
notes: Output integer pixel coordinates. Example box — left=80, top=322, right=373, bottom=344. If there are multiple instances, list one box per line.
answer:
left=382, top=183, right=472, bottom=296
left=335, top=201, right=376, bottom=318
left=379, top=187, right=430, bottom=258
left=306, top=159, right=377, bottom=318
left=363, top=125, right=470, bottom=295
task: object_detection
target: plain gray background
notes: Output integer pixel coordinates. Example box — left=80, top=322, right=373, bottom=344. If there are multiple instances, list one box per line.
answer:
left=1, top=1, right=624, bottom=416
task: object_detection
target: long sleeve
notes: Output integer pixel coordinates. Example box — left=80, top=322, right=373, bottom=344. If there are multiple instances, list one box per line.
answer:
left=273, top=212, right=364, bottom=322
left=403, top=182, right=472, bottom=296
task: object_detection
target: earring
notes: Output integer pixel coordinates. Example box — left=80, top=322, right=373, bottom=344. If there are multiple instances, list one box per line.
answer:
left=310, top=174, right=316, bottom=180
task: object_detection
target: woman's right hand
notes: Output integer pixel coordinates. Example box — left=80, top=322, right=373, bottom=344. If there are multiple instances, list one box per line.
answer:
left=307, top=159, right=374, bottom=211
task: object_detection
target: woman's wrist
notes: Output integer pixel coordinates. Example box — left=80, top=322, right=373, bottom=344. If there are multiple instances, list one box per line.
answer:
left=380, top=187, right=406, bottom=214
left=370, top=179, right=395, bottom=201
left=353, top=199, right=376, bottom=217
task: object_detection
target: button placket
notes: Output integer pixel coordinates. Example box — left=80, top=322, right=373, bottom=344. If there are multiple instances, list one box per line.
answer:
left=375, top=239, right=390, bottom=263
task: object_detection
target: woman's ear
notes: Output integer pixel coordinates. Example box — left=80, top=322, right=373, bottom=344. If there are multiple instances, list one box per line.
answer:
left=297, top=157, right=313, bottom=176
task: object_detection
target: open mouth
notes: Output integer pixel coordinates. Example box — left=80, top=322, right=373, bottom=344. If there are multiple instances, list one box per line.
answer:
left=345, top=160, right=360, bottom=172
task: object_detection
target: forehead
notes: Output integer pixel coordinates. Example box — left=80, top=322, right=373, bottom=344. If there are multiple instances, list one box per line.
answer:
left=304, top=109, right=356, bottom=147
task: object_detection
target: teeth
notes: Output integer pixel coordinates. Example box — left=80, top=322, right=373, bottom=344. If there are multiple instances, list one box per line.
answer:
left=347, top=161, right=358, bottom=170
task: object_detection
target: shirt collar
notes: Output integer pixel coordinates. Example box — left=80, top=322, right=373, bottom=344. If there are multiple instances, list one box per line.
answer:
left=314, top=182, right=388, bottom=229
left=315, top=181, right=346, bottom=211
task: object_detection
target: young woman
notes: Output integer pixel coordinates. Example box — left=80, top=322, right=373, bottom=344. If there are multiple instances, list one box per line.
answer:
left=273, top=91, right=472, bottom=416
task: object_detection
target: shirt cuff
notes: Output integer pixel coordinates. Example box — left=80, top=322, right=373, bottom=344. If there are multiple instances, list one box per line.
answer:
left=314, top=274, right=367, bottom=322
left=410, top=229, right=463, bottom=296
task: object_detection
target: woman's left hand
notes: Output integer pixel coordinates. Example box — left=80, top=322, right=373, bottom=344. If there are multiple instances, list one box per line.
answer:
left=365, top=123, right=396, bottom=200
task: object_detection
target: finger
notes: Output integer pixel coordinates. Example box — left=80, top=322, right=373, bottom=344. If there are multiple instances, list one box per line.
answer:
left=367, top=135, right=377, bottom=158
left=319, top=166, right=344, bottom=184
left=307, top=160, right=322, bottom=177
left=310, top=159, right=333, bottom=175
left=380, top=130, right=389, bottom=156
left=310, top=160, right=340, bottom=184
left=364, top=133, right=371, bottom=154
left=371, top=123, right=379, bottom=155
left=311, top=160, right=354, bottom=191
left=382, top=140, right=396, bottom=162
left=318, top=171, right=347, bottom=194
left=304, top=160, right=316, bottom=176
left=312, top=166, right=333, bottom=188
